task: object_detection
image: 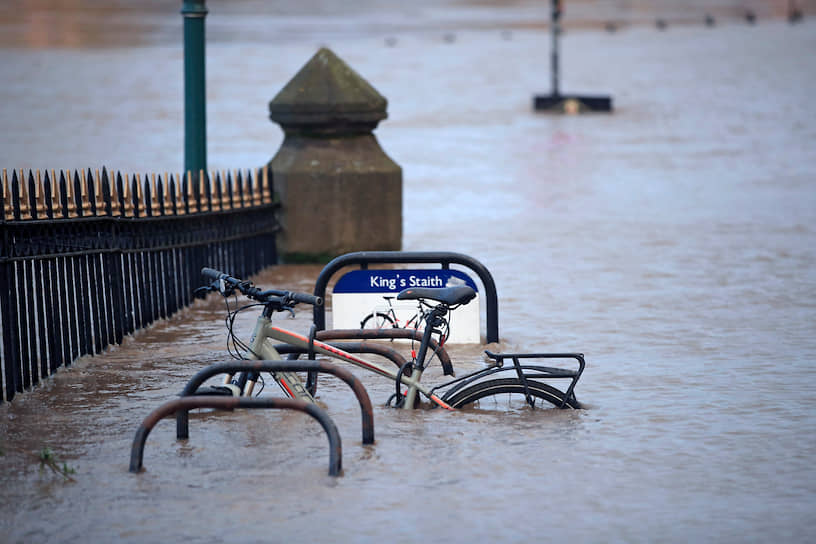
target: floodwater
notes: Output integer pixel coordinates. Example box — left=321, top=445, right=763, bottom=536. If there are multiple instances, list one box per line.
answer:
left=2, top=1, right=816, bottom=542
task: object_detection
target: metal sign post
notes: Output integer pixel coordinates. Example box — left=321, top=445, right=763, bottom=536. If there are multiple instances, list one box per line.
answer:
left=534, top=0, right=613, bottom=113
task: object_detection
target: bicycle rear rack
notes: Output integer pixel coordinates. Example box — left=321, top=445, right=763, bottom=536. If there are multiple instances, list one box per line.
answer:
left=176, top=360, right=375, bottom=445
left=438, top=351, right=585, bottom=409
left=130, top=396, right=343, bottom=476
left=493, top=351, right=584, bottom=408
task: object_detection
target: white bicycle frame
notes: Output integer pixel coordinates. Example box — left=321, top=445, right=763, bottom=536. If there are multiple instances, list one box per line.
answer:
left=235, top=314, right=454, bottom=410
left=364, top=296, right=424, bottom=330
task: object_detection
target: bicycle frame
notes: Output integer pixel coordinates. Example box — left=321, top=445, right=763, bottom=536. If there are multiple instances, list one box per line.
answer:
left=238, top=314, right=454, bottom=410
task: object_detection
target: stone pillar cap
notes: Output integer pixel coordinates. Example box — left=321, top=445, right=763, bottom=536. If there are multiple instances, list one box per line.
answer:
left=269, top=47, right=388, bottom=133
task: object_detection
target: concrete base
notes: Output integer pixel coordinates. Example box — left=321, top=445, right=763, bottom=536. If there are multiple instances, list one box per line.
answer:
left=270, top=133, right=402, bottom=262
left=534, top=94, right=613, bottom=113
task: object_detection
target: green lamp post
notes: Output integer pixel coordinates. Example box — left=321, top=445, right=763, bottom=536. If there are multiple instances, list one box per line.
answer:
left=181, top=0, right=208, bottom=174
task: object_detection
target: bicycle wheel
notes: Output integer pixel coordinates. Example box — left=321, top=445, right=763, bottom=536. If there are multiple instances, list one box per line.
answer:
left=360, top=312, right=395, bottom=330
left=444, top=378, right=581, bottom=409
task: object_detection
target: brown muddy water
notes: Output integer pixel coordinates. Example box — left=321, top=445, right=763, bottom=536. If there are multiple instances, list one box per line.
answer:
left=1, top=1, right=816, bottom=542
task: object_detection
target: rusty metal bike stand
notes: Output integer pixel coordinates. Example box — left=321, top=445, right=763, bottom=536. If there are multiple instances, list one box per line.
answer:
left=274, top=341, right=408, bottom=397
left=130, top=396, right=342, bottom=476
left=274, top=340, right=409, bottom=369
left=175, top=360, right=375, bottom=445
left=313, top=328, right=454, bottom=375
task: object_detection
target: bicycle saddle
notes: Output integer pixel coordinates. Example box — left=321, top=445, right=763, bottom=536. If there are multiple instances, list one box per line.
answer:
left=397, top=285, right=476, bottom=306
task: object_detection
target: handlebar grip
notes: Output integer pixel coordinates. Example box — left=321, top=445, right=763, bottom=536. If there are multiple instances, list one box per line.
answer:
left=201, top=267, right=226, bottom=282
left=201, top=267, right=243, bottom=292
left=291, top=292, right=323, bottom=306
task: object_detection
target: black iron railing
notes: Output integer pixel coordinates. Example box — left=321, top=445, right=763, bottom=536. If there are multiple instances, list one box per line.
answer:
left=0, top=167, right=279, bottom=403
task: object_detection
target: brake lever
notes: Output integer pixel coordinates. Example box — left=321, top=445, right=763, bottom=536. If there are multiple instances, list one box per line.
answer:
left=213, top=278, right=241, bottom=298
left=193, top=284, right=216, bottom=299
left=193, top=286, right=212, bottom=298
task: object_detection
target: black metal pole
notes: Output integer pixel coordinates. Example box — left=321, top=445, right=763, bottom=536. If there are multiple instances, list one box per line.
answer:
left=551, top=0, right=561, bottom=97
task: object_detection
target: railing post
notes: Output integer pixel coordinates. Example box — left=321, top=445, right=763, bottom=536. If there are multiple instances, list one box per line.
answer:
left=181, top=0, right=208, bottom=174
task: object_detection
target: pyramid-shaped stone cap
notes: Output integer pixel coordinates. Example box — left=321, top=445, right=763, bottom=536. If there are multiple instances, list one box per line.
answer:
left=269, top=47, right=388, bottom=134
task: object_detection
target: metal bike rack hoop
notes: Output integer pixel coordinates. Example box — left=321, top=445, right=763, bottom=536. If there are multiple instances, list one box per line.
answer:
left=176, top=360, right=374, bottom=444
left=312, top=251, right=500, bottom=343
left=130, top=396, right=342, bottom=476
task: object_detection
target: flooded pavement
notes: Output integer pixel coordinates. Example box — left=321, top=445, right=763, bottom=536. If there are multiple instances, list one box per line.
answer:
left=2, top=1, right=816, bottom=542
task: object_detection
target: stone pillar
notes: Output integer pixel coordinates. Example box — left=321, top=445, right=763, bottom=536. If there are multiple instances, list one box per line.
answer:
left=268, top=47, right=402, bottom=262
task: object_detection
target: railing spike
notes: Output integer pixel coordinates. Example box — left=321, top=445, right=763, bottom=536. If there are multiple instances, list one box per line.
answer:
left=101, top=167, right=112, bottom=216
left=156, top=174, right=165, bottom=215
left=141, top=174, right=150, bottom=217
left=1, top=168, right=8, bottom=221
left=42, top=170, right=54, bottom=219
left=95, top=168, right=105, bottom=214
left=212, top=171, right=220, bottom=211
left=79, top=168, right=91, bottom=215
left=199, top=169, right=206, bottom=212
left=150, top=173, right=160, bottom=216
left=262, top=165, right=271, bottom=204
left=58, top=170, right=69, bottom=218
left=70, top=170, right=80, bottom=217
left=10, top=170, right=21, bottom=220
left=169, top=173, right=179, bottom=215
left=116, top=171, right=125, bottom=217
left=183, top=171, right=189, bottom=214
left=123, top=172, right=133, bottom=217
left=243, top=169, right=250, bottom=207
left=202, top=169, right=211, bottom=212
left=26, top=170, right=36, bottom=219
left=248, top=169, right=257, bottom=206
left=163, top=172, right=171, bottom=215
left=235, top=169, right=245, bottom=208
left=17, top=169, right=28, bottom=218
left=35, top=169, right=44, bottom=217
left=49, top=170, right=58, bottom=218
left=128, top=173, right=138, bottom=218
left=136, top=173, right=146, bottom=217
left=244, top=169, right=253, bottom=206
left=225, top=171, right=231, bottom=210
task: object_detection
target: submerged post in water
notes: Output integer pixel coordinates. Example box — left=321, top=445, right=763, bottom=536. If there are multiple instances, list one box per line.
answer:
left=533, top=0, right=613, bottom=113
left=551, top=0, right=561, bottom=97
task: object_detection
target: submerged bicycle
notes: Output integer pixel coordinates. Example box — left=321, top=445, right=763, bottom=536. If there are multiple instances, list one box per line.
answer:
left=195, top=267, right=585, bottom=410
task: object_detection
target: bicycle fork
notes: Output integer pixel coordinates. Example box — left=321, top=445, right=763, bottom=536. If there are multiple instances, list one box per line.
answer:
left=224, top=317, right=318, bottom=402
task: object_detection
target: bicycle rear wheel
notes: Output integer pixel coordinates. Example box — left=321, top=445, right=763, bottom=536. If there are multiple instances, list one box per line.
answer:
left=444, top=378, right=581, bottom=409
left=361, top=312, right=395, bottom=330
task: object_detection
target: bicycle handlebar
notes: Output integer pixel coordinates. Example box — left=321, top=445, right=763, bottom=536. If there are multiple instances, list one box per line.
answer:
left=200, top=267, right=323, bottom=306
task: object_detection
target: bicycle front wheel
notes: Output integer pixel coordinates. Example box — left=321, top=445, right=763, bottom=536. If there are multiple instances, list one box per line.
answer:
left=444, top=378, right=581, bottom=409
left=360, top=312, right=395, bottom=330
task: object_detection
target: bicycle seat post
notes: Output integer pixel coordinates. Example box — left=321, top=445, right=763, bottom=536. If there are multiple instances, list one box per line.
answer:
left=414, top=305, right=447, bottom=371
